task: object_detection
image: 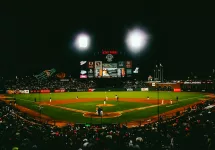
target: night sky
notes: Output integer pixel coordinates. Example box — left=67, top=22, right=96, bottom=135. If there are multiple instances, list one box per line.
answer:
left=1, top=7, right=215, bottom=80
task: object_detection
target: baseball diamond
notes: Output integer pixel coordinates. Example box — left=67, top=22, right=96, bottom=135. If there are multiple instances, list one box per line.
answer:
left=1, top=91, right=212, bottom=125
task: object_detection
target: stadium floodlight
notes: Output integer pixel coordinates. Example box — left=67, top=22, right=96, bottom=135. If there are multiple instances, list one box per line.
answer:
left=74, top=33, right=91, bottom=50
left=125, top=27, right=149, bottom=53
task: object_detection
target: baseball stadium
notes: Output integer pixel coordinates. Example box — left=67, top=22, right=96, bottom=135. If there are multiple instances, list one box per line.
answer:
left=1, top=15, right=215, bottom=150
left=1, top=49, right=214, bottom=126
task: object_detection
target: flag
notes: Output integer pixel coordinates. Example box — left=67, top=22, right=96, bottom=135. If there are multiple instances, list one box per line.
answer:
left=156, top=65, right=158, bottom=68
left=35, top=68, right=56, bottom=80
left=160, top=63, right=163, bottom=67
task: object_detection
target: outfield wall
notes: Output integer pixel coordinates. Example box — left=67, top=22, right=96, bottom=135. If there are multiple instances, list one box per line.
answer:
left=6, top=87, right=212, bottom=94
left=6, top=88, right=150, bottom=94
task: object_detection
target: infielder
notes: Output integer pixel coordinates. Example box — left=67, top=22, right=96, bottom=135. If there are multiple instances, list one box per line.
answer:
left=161, top=99, right=164, bottom=105
left=115, top=95, right=118, bottom=101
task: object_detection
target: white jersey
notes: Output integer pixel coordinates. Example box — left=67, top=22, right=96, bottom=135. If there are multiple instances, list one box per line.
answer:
left=106, top=96, right=108, bottom=100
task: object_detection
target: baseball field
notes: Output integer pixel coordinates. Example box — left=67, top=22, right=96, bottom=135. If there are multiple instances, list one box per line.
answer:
left=2, top=91, right=211, bottom=125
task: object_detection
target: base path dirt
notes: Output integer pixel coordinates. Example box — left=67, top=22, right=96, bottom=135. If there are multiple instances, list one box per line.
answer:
left=38, top=98, right=174, bottom=106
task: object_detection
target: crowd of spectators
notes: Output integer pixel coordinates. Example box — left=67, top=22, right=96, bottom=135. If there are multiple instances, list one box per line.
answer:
left=3, top=77, right=151, bottom=91
left=0, top=98, right=215, bottom=149
left=4, top=77, right=97, bottom=90
left=124, top=80, right=148, bottom=89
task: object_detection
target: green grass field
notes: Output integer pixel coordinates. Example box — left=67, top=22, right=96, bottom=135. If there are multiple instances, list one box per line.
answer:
left=9, top=91, right=207, bottom=124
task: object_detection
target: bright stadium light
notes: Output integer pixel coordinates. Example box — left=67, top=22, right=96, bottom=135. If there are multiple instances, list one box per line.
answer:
left=74, top=33, right=91, bottom=50
left=125, top=27, right=149, bottom=53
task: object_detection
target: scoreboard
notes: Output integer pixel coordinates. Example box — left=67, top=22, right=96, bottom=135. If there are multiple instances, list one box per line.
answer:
left=80, top=49, right=133, bottom=78
left=80, top=60, right=132, bottom=78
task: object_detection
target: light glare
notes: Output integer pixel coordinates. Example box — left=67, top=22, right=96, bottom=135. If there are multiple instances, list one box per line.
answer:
left=125, top=28, right=149, bottom=53
left=74, top=33, right=90, bottom=50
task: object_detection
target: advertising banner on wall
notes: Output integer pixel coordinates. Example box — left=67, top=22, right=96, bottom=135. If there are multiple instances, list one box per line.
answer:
left=174, top=88, right=181, bottom=92
left=30, top=90, right=40, bottom=93
left=141, top=88, right=149, bottom=91
left=88, top=61, right=94, bottom=68
left=126, top=61, right=132, bottom=68
left=94, top=61, right=102, bottom=78
left=95, top=61, right=102, bottom=69
left=77, top=89, right=88, bottom=92
left=88, top=69, right=94, bottom=78
left=19, top=90, right=29, bottom=94
left=127, top=88, right=133, bottom=91
left=54, top=89, right=65, bottom=93
left=117, top=61, right=125, bottom=68
left=6, top=90, right=29, bottom=94
left=88, top=89, right=95, bottom=92
left=40, top=90, right=50, bottom=93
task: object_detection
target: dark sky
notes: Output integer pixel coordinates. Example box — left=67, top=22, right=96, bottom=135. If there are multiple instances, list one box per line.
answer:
left=1, top=4, right=215, bottom=80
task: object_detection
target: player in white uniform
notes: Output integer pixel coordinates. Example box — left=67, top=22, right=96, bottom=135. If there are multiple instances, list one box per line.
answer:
left=104, top=99, right=106, bottom=105
left=115, top=95, right=118, bottom=100
left=170, top=99, right=173, bottom=104
left=161, top=99, right=164, bottom=105
left=49, top=97, right=52, bottom=103
left=76, top=96, right=78, bottom=99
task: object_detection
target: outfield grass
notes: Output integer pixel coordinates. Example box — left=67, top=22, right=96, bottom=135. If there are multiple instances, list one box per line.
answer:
left=6, top=91, right=207, bottom=123
left=12, top=91, right=205, bottom=101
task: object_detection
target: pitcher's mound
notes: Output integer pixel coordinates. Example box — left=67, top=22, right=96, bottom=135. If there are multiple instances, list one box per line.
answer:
left=96, top=104, right=115, bottom=107
left=83, top=112, right=121, bottom=118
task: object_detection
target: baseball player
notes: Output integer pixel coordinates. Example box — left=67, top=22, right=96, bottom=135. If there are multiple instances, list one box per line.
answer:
left=161, top=99, right=164, bottom=105
left=115, top=95, right=118, bottom=101
left=49, top=97, right=52, bottom=103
